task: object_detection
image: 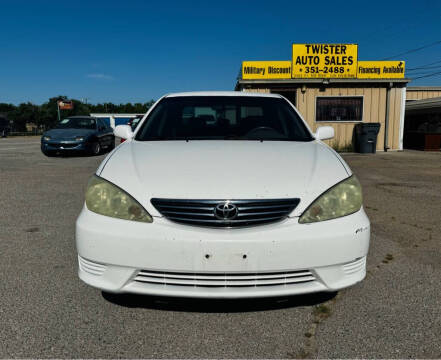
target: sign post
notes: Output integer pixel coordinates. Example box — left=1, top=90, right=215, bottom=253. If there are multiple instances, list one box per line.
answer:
left=57, top=102, right=61, bottom=123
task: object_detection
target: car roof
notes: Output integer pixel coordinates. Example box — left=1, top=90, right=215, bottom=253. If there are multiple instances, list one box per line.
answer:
left=165, top=91, right=282, bottom=98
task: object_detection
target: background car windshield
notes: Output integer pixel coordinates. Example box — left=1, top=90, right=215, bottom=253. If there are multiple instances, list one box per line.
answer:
left=56, top=118, right=96, bottom=130
left=135, top=96, right=313, bottom=141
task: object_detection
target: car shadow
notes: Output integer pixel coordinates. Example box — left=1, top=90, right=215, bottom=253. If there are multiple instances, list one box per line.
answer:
left=101, top=291, right=337, bottom=313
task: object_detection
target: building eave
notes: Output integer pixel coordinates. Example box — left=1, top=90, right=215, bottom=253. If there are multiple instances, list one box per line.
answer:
left=235, top=78, right=410, bottom=90
left=237, top=78, right=410, bottom=85
left=405, top=96, right=441, bottom=111
left=407, top=86, right=441, bottom=91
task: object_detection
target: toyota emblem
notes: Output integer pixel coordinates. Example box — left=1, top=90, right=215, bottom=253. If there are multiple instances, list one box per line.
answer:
left=214, top=201, right=238, bottom=220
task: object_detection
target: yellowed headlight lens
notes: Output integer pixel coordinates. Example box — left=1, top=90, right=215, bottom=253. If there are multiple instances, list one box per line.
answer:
left=85, top=175, right=152, bottom=223
left=299, top=176, right=362, bottom=224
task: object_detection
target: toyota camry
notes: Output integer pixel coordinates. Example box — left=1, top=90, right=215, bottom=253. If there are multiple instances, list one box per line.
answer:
left=76, top=91, right=370, bottom=298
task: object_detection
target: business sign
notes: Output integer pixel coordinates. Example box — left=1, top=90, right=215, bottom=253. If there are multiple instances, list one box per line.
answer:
left=292, top=44, right=358, bottom=78
left=357, top=61, right=405, bottom=79
left=242, top=61, right=291, bottom=79
left=58, top=100, right=74, bottom=110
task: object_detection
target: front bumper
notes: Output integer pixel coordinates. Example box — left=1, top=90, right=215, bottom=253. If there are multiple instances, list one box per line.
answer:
left=76, top=206, right=370, bottom=298
left=41, top=141, right=87, bottom=152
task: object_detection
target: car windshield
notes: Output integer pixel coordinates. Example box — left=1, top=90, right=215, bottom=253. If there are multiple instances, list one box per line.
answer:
left=135, top=96, right=313, bottom=141
left=56, top=118, right=96, bottom=130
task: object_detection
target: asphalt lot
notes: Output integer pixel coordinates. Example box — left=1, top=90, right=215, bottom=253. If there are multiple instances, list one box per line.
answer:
left=0, top=136, right=440, bottom=358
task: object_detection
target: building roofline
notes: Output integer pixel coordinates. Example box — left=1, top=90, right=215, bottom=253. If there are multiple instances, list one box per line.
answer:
left=235, top=78, right=410, bottom=90
left=405, top=96, right=441, bottom=111
left=237, top=78, right=410, bottom=84
left=406, top=86, right=441, bottom=91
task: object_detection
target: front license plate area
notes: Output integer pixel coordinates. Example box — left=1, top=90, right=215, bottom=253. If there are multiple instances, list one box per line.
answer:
left=197, top=244, right=255, bottom=271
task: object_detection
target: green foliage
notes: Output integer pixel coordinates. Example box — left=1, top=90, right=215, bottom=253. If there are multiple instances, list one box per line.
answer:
left=9, top=103, right=40, bottom=132
left=0, top=103, right=15, bottom=113
left=0, top=97, right=155, bottom=131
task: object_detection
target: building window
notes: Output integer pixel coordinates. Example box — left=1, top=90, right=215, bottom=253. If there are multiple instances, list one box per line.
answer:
left=316, top=97, right=363, bottom=122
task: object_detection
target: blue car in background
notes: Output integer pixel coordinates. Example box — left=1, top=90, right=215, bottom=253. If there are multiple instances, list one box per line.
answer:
left=41, top=116, right=115, bottom=156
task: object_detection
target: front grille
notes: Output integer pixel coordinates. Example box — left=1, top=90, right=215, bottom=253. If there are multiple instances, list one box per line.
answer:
left=53, top=142, right=78, bottom=148
left=150, top=198, right=300, bottom=227
left=134, top=269, right=315, bottom=287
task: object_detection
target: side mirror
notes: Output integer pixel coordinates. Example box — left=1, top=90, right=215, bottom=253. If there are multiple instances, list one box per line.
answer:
left=315, top=126, right=334, bottom=140
left=114, top=125, right=134, bottom=140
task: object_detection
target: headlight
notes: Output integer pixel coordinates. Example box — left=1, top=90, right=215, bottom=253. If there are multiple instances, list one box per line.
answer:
left=75, top=136, right=85, bottom=141
left=299, top=176, right=362, bottom=224
left=85, top=175, right=153, bottom=223
left=43, top=136, right=51, bottom=141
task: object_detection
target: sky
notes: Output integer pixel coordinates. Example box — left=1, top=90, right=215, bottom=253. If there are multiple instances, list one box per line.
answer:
left=1, top=0, right=441, bottom=105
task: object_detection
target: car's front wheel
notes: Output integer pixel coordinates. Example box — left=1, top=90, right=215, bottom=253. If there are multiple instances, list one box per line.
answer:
left=90, top=141, right=101, bottom=156
left=42, top=149, right=56, bottom=157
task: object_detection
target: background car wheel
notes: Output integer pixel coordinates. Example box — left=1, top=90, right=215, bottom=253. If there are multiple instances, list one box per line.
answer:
left=42, top=150, right=56, bottom=157
left=91, top=142, right=101, bottom=156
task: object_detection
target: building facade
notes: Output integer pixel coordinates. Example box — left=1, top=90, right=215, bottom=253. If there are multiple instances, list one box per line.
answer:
left=236, top=43, right=409, bottom=151
left=235, top=79, right=408, bottom=151
left=406, top=86, right=441, bottom=101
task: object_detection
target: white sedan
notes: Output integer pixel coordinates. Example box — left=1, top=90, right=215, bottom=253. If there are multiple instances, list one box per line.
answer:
left=76, top=91, right=370, bottom=298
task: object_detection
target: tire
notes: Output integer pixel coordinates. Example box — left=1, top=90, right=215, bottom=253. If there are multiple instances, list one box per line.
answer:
left=90, top=141, right=101, bottom=156
left=42, top=150, right=56, bottom=157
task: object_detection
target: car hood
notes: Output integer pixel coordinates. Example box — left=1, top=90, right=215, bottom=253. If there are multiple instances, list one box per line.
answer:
left=99, top=140, right=351, bottom=217
left=44, top=128, right=95, bottom=139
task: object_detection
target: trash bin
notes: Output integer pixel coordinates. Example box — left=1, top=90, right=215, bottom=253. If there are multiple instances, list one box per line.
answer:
left=354, top=123, right=381, bottom=153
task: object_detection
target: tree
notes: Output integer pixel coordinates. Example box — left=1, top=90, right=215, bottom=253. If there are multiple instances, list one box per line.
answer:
left=0, top=103, right=16, bottom=113
left=39, top=96, right=64, bottom=130
left=0, top=96, right=156, bottom=132
left=8, top=103, right=40, bottom=131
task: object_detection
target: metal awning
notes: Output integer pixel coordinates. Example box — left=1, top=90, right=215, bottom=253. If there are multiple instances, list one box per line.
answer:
left=406, top=96, right=441, bottom=111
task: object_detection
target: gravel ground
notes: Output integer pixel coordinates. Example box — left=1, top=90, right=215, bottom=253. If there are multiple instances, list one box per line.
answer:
left=0, top=137, right=440, bottom=358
